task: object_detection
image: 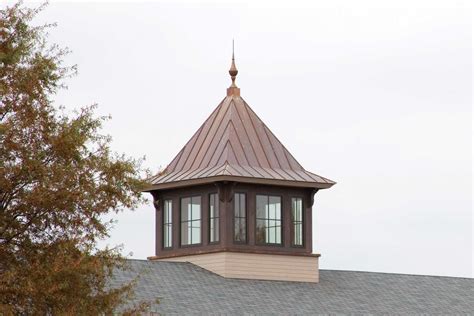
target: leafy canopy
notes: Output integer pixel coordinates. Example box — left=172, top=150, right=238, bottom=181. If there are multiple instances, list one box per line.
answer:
left=0, top=2, right=151, bottom=314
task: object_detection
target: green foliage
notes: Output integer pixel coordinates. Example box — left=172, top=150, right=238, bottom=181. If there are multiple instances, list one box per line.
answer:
left=0, top=2, right=151, bottom=314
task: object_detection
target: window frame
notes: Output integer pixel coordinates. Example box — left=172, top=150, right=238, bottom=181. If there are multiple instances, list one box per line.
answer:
left=233, top=192, right=247, bottom=244
left=255, top=194, right=283, bottom=246
left=162, top=199, right=173, bottom=249
left=208, top=192, right=220, bottom=244
left=179, top=195, right=202, bottom=247
left=291, top=196, right=305, bottom=248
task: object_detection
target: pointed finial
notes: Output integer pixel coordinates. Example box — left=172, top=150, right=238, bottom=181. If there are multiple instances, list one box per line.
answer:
left=229, top=39, right=238, bottom=87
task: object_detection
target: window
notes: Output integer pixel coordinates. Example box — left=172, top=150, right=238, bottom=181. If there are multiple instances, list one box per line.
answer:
left=209, top=193, right=219, bottom=243
left=163, top=200, right=172, bottom=248
left=181, top=196, right=201, bottom=245
left=292, top=197, right=303, bottom=246
left=256, top=195, right=282, bottom=245
left=234, top=193, right=246, bottom=242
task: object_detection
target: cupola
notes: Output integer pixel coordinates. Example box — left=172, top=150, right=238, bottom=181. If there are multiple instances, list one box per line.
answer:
left=145, top=48, right=335, bottom=282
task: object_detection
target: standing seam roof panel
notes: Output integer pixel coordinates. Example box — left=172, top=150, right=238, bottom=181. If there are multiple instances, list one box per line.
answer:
left=150, top=95, right=335, bottom=188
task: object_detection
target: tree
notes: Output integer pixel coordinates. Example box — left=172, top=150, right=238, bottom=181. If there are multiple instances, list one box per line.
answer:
left=0, top=2, right=151, bottom=314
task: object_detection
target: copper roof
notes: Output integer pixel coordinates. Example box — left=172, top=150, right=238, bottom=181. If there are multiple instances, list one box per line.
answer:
left=145, top=52, right=335, bottom=191
left=146, top=95, right=335, bottom=191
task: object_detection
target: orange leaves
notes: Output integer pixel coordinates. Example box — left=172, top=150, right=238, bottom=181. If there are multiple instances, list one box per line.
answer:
left=0, top=2, right=150, bottom=314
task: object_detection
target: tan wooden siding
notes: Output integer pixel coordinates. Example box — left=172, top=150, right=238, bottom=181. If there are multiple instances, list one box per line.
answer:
left=157, top=251, right=319, bottom=283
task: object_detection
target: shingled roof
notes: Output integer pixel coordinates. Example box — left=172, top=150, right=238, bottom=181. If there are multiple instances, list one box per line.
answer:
left=112, top=260, right=474, bottom=314
left=146, top=55, right=335, bottom=191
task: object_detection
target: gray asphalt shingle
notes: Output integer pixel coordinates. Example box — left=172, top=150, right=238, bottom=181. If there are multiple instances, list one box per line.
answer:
left=111, top=259, right=473, bottom=314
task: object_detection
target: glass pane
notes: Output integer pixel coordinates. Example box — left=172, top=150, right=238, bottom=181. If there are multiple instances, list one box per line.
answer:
left=191, top=196, right=201, bottom=221
left=187, top=223, right=193, bottom=245
left=180, top=197, right=201, bottom=245
left=269, top=196, right=281, bottom=220
left=210, top=228, right=215, bottom=243
left=181, top=197, right=190, bottom=222
left=233, top=219, right=245, bottom=242
left=210, top=196, right=215, bottom=218
left=275, top=226, right=281, bottom=244
left=164, top=225, right=169, bottom=247
left=169, top=225, right=173, bottom=247
left=256, top=195, right=282, bottom=244
left=191, top=225, right=201, bottom=244
left=299, top=223, right=303, bottom=245
left=294, top=198, right=302, bottom=221
left=239, top=220, right=246, bottom=241
left=256, top=195, right=267, bottom=218
left=269, top=203, right=275, bottom=219
left=256, top=219, right=266, bottom=244
left=234, top=193, right=246, bottom=242
left=163, top=200, right=173, bottom=248
left=292, top=198, right=303, bottom=246
left=209, top=194, right=219, bottom=243
left=181, top=221, right=189, bottom=246
left=210, top=218, right=219, bottom=243
left=164, top=200, right=170, bottom=223
left=234, top=219, right=240, bottom=241
left=294, top=223, right=297, bottom=245
left=234, top=193, right=240, bottom=217
left=268, top=226, right=275, bottom=243
left=295, top=223, right=303, bottom=246
left=210, top=193, right=219, bottom=218
left=240, top=194, right=245, bottom=217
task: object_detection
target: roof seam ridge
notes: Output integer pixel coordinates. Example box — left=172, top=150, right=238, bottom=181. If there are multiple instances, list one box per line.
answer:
left=215, top=139, right=232, bottom=167
left=196, top=97, right=234, bottom=170
left=227, top=119, right=252, bottom=166
left=233, top=99, right=268, bottom=168
left=205, top=118, right=234, bottom=168
left=184, top=97, right=230, bottom=172
left=241, top=98, right=273, bottom=168
left=261, top=126, right=299, bottom=181
left=173, top=97, right=227, bottom=172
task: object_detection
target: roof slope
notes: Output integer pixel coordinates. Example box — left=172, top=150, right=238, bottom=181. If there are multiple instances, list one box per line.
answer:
left=112, top=260, right=474, bottom=314
left=147, top=95, right=335, bottom=190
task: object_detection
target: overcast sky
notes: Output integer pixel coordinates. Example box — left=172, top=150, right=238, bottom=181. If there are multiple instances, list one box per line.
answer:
left=22, top=0, right=472, bottom=278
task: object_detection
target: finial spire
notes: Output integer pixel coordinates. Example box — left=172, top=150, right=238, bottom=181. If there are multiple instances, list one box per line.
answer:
left=229, top=39, right=238, bottom=88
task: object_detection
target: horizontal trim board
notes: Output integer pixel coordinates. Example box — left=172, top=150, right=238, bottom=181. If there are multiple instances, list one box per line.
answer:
left=143, top=175, right=334, bottom=192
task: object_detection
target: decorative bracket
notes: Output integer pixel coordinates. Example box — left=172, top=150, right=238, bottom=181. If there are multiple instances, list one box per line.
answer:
left=215, top=182, right=226, bottom=203
left=309, top=189, right=319, bottom=207
left=227, top=182, right=237, bottom=202
left=151, top=191, right=160, bottom=211
left=215, top=181, right=237, bottom=203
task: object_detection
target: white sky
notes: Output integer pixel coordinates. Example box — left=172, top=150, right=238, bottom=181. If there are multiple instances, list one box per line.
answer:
left=21, top=0, right=472, bottom=277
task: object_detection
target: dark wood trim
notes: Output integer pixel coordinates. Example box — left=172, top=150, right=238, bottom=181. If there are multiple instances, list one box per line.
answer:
left=143, top=175, right=334, bottom=192
left=149, top=182, right=315, bottom=258
left=148, top=248, right=321, bottom=260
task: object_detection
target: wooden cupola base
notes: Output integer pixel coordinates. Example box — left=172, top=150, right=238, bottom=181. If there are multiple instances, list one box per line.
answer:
left=150, top=251, right=320, bottom=283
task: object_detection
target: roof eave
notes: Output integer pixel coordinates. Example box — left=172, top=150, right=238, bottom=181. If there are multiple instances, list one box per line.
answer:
left=141, top=175, right=335, bottom=192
